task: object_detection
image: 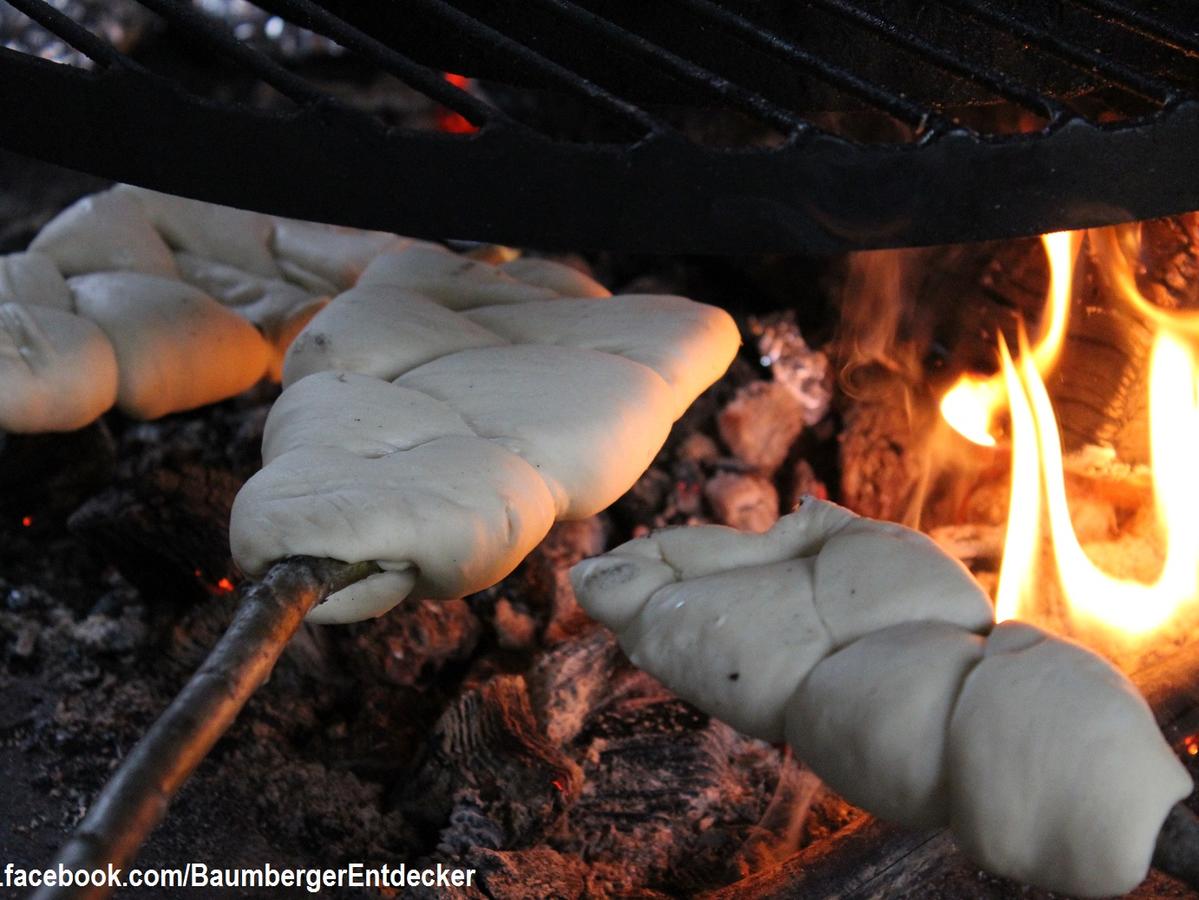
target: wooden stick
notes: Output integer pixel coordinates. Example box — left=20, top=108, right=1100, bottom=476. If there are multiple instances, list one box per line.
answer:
left=31, top=556, right=380, bottom=900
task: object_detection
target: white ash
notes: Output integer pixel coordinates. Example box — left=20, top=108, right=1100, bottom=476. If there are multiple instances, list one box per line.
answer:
left=749, top=313, right=832, bottom=426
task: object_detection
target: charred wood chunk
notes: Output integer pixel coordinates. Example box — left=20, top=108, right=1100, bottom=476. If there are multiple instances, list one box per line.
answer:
left=516, top=517, right=607, bottom=644
left=527, top=626, right=626, bottom=746
left=1050, top=252, right=1153, bottom=464
left=562, top=683, right=777, bottom=891
left=464, top=846, right=655, bottom=900
left=717, top=381, right=805, bottom=476
left=0, top=423, right=116, bottom=525
left=705, top=471, right=780, bottom=533
left=397, top=673, right=581, bottom=848
left=349, top=596, right=482, bottom=688
left=68, top=463, right=241, bottom=607
left=837, top=372, right=931, bottom=523
left=1138, top=214, right=1199, bottom=310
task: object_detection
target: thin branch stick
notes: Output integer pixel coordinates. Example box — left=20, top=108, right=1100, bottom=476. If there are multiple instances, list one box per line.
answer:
left=31, top=556, right=380, bottom=900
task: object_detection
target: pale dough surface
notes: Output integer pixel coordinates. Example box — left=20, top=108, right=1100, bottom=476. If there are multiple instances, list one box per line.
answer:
left=70, top=273, right=269, bottom=420
left=31, top=188, right=178, bottom=278
left=949, top=620, right=1193, bottom=897
left=571, top=499, right=1192, bottom=898
left=622, top=557, right=829, bottom=741
left=230, top=435, right=558, bottom=603
left=0, top=302, right=118, bottom=433
left=395, top=345, right=675, bottom=518
left=787, top=620, right=983, bottom=828
left=283, top=285, right=505, bottom=386
left=0, top=252, right=73, bottom=311
left=235, top=258, right=738, bottom=622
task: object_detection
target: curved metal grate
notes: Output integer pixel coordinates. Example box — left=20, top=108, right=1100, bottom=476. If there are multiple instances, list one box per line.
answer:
left=0, top=0, right=1197, bottom=253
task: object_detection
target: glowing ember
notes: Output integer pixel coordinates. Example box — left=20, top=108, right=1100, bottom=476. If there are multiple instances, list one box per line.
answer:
left=194, top=570, right=236, bottom=595
left=436, top=73, right=480, bottom=135
left=940, top=226, right=1199, bottom=638
left=20, top=515, right=32, bottom=527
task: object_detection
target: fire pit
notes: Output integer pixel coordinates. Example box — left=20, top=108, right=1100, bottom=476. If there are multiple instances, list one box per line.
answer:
left=2, top=3, right=1199, bottom=899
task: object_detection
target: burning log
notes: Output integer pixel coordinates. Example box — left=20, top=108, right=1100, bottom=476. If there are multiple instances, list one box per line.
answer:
left=1050, top=240, right=1154, bottom=464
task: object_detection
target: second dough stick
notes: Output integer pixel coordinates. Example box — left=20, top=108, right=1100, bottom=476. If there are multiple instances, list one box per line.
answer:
left=570, top=497, right=1192, bottom=897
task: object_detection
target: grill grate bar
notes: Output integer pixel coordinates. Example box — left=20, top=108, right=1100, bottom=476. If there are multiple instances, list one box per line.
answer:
left=942, top=0, right=1182, bottom=104
left=129, top=0, right=346, bottom=110
left=405, top=0, right=664, bottom=137
left=527, top=0, right=810, bottom=136
left=2, top=0, right=131, bottom=69
left=1070, top=0, right=1199, bottom=58
left=676, top=0, right=952, bottom=134
left=258, top=0, right=504, bottom=128
left=2, top=0, right=1198, bottom=253
left=809, top=0, right=1067, bottom=122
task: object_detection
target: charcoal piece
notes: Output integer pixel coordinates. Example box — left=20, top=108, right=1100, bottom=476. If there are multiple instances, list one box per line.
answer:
left=704, top=814, right=1198, bottom=900
left=704, top=471, right=779, bottom=533
left=527, top=626, right=626, bottom=746
left=1050, top=252, right=1153, bottom=464
left=517, top=518, right=607, bottom=644
left=717, top=381, right=805, bottom=476
left=785, top=458, right=829, bottom=511
left=749, top=312, right=833, bottom=426
left=350, top=597, right=482, bottom=688
left=838, top=373, right=931, bottom=523
left=612, top=467, right=674, bottom=529
left=398, top=674, right=581, bottom=847
left=492, top=598, right=537, bottom=651
left=463, top=846, right=650, bottom=900
left=560, top=682, right=773, bottom=890
left=1138, top=214, right=1199, bottom=310
left=115, top=395, right=274, bottom=481
left=0, top=423, right=116, bottom=523
left=68, top=463, right=241, bottom=605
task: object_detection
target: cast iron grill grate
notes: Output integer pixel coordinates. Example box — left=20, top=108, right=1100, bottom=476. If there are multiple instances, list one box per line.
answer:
left=1, top=0, right=1197, bottom=253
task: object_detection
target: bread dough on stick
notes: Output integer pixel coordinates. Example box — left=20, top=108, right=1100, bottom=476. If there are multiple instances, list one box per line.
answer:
left=571, top=499, right=1192, bottom=897
left=0, top=302, right=118, bottom=433
left=70, top=272, right=270, bottom=420
left=233, top=265, right=739, bottom=622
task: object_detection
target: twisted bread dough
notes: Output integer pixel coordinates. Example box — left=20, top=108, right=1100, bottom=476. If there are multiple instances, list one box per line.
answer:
left=231, top=257, right=739, bottom=623
left=0, top=302, right=118, bottom=433
left=2, top=185, right=613, bottom=431
left=570, top=498, right=1192, bottom=897
left=69, top=273, right=270, bottom=420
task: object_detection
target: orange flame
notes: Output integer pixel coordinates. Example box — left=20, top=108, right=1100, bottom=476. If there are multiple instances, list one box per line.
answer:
left=938, top=231, right=1079, bottom=446
left=941, top=225, right=1199, bottom=638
